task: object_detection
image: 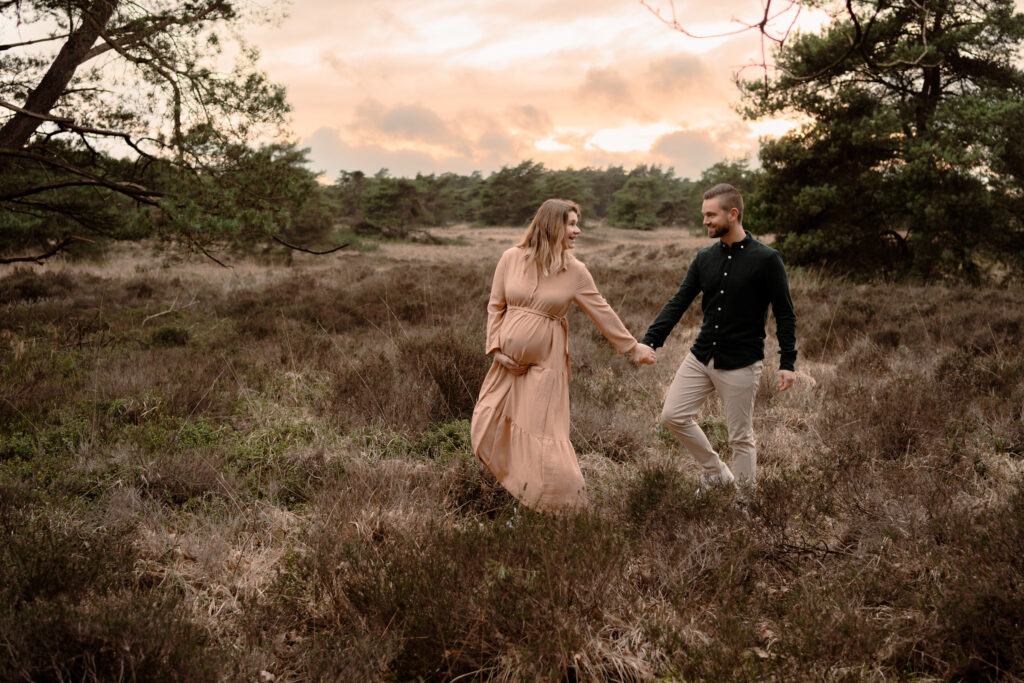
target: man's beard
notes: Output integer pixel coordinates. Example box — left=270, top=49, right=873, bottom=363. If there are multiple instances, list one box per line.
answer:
left=708, top=224, right=729, bottom=238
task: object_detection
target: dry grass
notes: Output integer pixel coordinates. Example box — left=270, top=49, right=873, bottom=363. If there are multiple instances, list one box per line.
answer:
left=2, top=228, right=1022, bottom=680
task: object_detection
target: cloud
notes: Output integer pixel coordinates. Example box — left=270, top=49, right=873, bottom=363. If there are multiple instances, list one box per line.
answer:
left=351, top=100, right=471, bottom=155
left=304, top=124, right=536, bottom=179
left=476, top=129, right=519, bottom=157
left=647, top=54, right=710, bottom=94
left=304, top=122, right=758, bottom=181
left=650, top=129, right=731, bottom=177
left=319, top=51, right=353, bottom=79
left=486, top=0, right=632, bottom=23
left=579, top=66, right=638, bottom=114
left=304, top=127, right=481, bottom=178
left=505, top=105, right=553, bottom=134
left=257, top=1, right=790, bottom=180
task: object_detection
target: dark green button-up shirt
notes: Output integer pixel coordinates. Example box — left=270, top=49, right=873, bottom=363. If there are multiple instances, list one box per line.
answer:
left=641, top=232, right=797, bottom=371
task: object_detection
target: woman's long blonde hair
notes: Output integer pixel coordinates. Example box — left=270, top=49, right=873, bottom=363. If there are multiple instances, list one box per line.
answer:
left=517, top=198, right=581, bottom=275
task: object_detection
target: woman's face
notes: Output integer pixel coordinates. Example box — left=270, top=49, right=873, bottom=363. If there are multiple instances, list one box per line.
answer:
left=563, top=211, right=581, bottom=250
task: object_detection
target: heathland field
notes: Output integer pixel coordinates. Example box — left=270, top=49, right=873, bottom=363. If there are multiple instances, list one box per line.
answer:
left=2, top=226, right=1022, bottom=681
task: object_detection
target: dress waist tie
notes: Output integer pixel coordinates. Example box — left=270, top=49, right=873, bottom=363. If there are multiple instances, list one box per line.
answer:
left=506, top=305, right=571, bottom=379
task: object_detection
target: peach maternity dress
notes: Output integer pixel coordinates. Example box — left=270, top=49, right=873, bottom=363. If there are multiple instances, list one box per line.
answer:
left=470, top=246, right=638, bottom=510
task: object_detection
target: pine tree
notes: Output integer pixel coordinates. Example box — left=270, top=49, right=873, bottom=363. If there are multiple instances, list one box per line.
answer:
left=744, top=0, right=1024, bottom=278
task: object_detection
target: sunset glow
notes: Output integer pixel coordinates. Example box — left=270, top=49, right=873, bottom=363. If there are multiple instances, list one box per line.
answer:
left=242, top=1, right=842, bottom=179
left=534, top=138, right=573, bottom=152
left=748, top=117, right=805, bottom=139
left=587, top=123, right=679, bottom=153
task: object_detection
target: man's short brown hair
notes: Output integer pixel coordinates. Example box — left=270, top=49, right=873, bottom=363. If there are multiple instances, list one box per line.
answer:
left=703, top=183, right=743, bottom=221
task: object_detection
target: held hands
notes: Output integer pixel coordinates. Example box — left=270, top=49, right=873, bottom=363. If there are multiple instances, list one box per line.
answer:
left=778, top=369, right=795, bottom=391
left=493, top=351, right=530, bottom=376
left=631, top=343, right=656, bottom=366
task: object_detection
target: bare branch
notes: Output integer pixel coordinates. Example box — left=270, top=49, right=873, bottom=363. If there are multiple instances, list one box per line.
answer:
left=195, top=242, right=230, bottom=268
left=643, top=0, right=751, bottom=39
left=0, top=235, right=92, bottom=265
left=271, top=235, right=350, bottom=255
left=0, top=32, right=72, bottom=52
left=141, top=294, right=198, bottom=325
left=641, top=0, right=803, bottom=83
left=643, top=0, right=801, bottom=40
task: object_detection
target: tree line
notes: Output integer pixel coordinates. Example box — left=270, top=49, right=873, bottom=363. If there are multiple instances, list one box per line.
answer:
left=322, top=159, right=760, bottom=238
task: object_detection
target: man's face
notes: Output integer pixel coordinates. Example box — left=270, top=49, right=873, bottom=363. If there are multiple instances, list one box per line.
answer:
left=701, top=197, right=734, bottom=239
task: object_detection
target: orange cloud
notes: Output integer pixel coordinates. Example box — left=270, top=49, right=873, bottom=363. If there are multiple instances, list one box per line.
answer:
left=261, top=1, right=801, bottom=179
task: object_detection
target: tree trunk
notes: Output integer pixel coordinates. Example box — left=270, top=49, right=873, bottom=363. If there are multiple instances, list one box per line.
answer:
left=914, top=6, right=946, bottom=136
left=0, top=0, right=118, bottom=150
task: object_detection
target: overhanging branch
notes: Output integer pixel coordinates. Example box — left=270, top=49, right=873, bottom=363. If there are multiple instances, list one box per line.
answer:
left=0, top=179, right=113, bottom=201
left=0, top=147, right=163, bottom=205
left=0, top=98, right=159, bottom=159
left=0, top=32, right=72, bottom=52
left=272, top=235, right=350, bottom=255
left=0, top=235, right=93, bottom=265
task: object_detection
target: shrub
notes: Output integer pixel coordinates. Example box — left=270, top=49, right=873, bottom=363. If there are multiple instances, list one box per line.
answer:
left=150, top=324, right=190, bottom=347
left=0, top=268, right=77, bottom=303
left=0, top=512, right=221, bottom=680
left=400, top=326, right=491, bottom=423
left=271, top=510, right=649, bottom=680
left=414, top=419, right=473, bottom=461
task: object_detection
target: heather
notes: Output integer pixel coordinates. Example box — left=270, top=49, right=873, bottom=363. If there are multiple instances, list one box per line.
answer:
left=1, top=228, right=1022, bottom=681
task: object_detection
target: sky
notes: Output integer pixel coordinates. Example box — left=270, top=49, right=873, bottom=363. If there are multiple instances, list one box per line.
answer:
left=247, top=0, right=833, bottom=181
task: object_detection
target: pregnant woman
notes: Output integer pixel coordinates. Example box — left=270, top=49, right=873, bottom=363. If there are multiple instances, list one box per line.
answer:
left=471, top=198, right=654, bottom=511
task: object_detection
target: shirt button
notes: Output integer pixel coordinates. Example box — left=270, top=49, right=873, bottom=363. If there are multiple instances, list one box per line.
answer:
left=713, top=342, right=717, bottom=345
left=715, top=325, right=719, bottom=328
left=728, top=256, right=732, bottom=260
left=720, top=290, right=724, bottom=294
left=717, top=307, right=721, bottom=311
left=724, top=272, right=728, bottom=276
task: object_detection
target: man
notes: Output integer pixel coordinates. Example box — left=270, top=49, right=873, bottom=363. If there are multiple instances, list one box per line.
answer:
left=636, top=183, right=796, bottom=491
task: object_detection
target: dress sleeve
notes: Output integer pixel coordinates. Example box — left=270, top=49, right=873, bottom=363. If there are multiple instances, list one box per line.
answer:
left=573, top=262, right=638, bottom=355
left=485, top=250, right=510, bottom=354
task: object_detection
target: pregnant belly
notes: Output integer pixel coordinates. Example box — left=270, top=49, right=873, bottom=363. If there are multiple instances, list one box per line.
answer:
left=501, top=318, right=554, bottom=366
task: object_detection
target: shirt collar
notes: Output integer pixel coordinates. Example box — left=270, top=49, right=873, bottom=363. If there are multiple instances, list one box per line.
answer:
left=719, top=230, right=752, bottom=251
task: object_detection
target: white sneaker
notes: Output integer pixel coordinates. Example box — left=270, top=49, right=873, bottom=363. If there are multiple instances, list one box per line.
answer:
left=696, top=466, right=736, bottom=496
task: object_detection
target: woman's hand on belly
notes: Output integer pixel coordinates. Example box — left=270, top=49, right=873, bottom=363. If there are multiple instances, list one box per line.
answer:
left=493, top=351, right=530, bottom=376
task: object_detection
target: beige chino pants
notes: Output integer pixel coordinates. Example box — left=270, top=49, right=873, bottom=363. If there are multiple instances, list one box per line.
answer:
left=660, top=352, right=763, bottom=484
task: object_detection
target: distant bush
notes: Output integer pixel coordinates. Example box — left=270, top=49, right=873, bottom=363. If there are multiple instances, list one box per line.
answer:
left=0, top=268, right=76, bottom=303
